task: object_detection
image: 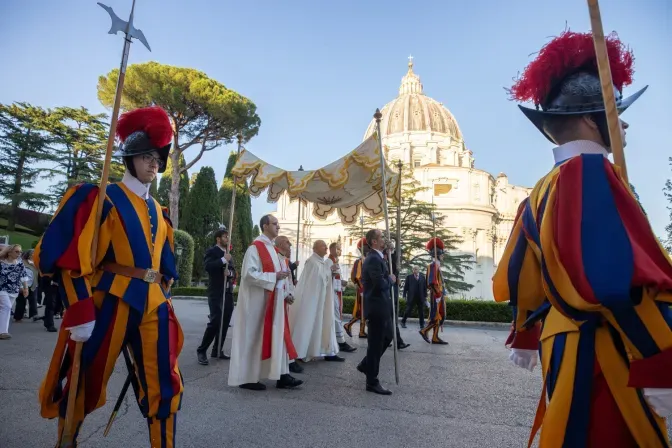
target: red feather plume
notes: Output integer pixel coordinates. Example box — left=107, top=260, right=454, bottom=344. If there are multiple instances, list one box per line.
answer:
left=426, top=238, right=444, bottom=251
left=116, top=106, right=173, bottom=148
left=356, top=237, right=368, bottom=250
left=509, top=30, right=634, bottom=106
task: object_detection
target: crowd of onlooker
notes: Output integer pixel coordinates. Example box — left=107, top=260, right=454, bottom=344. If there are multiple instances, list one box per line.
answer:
left=0, top=243, right=60, bottom=340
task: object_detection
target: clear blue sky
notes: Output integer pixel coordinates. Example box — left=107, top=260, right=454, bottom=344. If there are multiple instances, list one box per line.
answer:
left=1, top=0, right=671, bottom=234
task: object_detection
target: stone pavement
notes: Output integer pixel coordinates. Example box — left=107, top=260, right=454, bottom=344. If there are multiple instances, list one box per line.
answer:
left=0, top=299, right=627, bottom=447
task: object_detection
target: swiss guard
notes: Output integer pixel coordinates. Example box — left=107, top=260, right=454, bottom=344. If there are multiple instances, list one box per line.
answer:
left=419, top=238, right=447, bottom=345
left=344, top=237, right=368, bottom=339
left=35, top=106, right=184, bottom=447
left=493, top=30, right=672, bottom=447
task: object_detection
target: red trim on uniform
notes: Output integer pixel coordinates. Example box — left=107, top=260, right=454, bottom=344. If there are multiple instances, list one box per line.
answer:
left=555, top=158, right=599, bottom=305
left=589, top=361, right=638, bottom=447
left=255, top=241, right=298, bottom=361
left=61, top=297, right=95, bottom=328
left=510, top=323, right=540, bottom=350
left=504, top=322, right=515, bottom=347
left=57, top=188, right=98, bottom=271
left=627, top=347, right=672, bottom=389
left=168, top=305, right=182, bottom=393
left=85, top=303, right=118, bottom=413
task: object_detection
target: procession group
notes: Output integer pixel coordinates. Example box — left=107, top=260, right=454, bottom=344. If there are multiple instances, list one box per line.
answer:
left=27, top=30, right=672, bottom=447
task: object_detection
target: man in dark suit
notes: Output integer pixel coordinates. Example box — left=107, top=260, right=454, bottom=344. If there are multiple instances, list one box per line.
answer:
left=197, top=227, right=236, bottom=365
left=401, top=266, right=427, bottom=329
left=356, top=229, right=395, bottom=395
left=383, top=245, right=410, bottom=350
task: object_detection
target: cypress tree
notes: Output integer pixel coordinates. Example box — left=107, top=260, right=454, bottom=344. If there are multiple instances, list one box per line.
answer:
left=183, top=166, right=219, bottom=282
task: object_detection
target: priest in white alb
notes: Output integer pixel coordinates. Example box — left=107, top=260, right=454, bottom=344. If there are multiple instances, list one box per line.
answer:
left=288, top=240, right=344, bottom=366
left=228, top=214, right=303, bottom=391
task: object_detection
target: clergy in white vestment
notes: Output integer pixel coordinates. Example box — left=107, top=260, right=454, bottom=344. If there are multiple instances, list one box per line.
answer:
left=227, top=214, right=304, bottom=391
left=288, top=240, right=344, bottom=364
left=325, top=242, right=357, bottom=353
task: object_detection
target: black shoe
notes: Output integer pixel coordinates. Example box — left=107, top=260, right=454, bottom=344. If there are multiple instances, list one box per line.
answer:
left=343, top=323, right=353, bottom=338
left=398, top=342, right=410, bottom=350
left=211, top=350, right=230, bottom=360
left=366, top=383, right=392, bottom=395
left=356, top=363, right=366, bottom=375
left=289, top=362, right=304, bottom=373
left=339, top=342, right=357, bottom=353
left=419, top=330, right=431, bottom=344
left=324, top=355, right=345, bottom=362
left=276, top=374, right=303, bottom=389
left=197, top=351, right=209, bottom=365
left=432, top=338, right=449, bottom=345
left=239, top=382, right=266, bottom=391
left=358, top=333, right=368, bottom=339
left=400, top=322, right=407, bottom=328
left=46, top=326, right=57, bottom=333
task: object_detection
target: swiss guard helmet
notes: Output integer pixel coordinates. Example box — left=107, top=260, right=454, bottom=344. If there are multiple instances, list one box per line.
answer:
left=356, top=237, right=369, bottom=255
left=115, top=106, right=173, bottom=176
left=509, top=30, right=647, bottom=147
left=426, top=238, right=444, bottom=257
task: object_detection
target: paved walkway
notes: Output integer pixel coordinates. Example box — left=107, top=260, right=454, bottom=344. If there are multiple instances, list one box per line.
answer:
left=0, top=299, right=654, bottom=447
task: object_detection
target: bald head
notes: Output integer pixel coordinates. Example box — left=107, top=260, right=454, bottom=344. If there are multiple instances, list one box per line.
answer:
left=313, top=240, right=328, bottom=257
left=275, top=236, right=291, bottom=257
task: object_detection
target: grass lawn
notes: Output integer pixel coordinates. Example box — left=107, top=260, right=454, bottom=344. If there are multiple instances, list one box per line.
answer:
left=0, top=218, right=40, bottom=248
left=0, top=229, right=39, bottom=248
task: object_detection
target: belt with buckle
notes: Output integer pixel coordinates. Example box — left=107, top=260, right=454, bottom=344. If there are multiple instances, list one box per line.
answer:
left=101, top=262, right=163, bottom=284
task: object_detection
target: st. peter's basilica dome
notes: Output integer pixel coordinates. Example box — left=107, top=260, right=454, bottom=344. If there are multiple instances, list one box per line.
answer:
left=363, top=57, right=464, bottom=144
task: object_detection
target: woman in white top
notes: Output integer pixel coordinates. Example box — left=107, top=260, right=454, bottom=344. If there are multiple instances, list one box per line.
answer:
left=0, top=244, right=29, bottom=339
left=13, top=249, right=39, bottom=322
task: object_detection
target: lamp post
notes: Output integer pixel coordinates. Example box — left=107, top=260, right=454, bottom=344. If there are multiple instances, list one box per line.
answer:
left=175, top=243, right=184, bottom=287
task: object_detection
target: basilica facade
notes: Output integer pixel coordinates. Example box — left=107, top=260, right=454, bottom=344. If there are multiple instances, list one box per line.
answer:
left=272, top=59, right=530, bottom=300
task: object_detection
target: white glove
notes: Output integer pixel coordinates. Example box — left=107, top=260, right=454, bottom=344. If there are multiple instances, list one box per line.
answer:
left=643, top=388, right=672, bottom=417
left=435, top=298, right=441, bottom=304
left=67, top=321, right=95, bottom=342
left=509, top=348, right=538, bottom=372
left=425, top=301, right=430, bottom=308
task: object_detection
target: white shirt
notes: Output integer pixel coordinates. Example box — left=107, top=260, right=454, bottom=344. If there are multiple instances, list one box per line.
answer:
left=122, top=170, right=151, bottom=199
left=552, top=140, right=609, bottom=165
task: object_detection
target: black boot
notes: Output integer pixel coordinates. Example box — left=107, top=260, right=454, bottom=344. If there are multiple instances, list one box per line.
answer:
left=324, top=355, right=345, bottom=362
left=276, top=374, right=303, bottom=389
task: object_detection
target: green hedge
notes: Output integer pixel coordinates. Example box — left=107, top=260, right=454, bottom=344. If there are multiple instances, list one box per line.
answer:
left=171, top=287, right=511, bottom=323
left=173, top=230, right=194, bottom=287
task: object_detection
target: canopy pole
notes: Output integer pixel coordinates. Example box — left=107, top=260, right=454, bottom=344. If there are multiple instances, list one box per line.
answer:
left=374, top=109, right=400, bottom=385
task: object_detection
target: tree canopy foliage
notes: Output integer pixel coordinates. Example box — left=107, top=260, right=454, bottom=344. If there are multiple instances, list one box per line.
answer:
left=0, top=102, right=54, bottom=229
left=97, top=62, right=261, bottom=228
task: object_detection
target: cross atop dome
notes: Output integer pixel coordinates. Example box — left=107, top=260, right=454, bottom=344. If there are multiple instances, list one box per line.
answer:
left=399, top=55, right=422, bottom=95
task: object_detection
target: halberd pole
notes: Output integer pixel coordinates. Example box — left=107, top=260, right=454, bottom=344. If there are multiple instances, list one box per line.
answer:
left=587, top=0, right=628, bottom=181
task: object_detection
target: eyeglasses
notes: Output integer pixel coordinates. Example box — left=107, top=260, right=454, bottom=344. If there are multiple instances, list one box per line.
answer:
left=141, top=154, right=166, bottom=169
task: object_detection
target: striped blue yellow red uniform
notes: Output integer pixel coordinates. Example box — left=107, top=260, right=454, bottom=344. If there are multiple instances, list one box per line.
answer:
left=493, top=153, right=672, bottom=447
left=420, top=261, right=445, bottom=343
left=34, top=182, right=184, bottom=448
left=344, top=258, right=367, bottom=337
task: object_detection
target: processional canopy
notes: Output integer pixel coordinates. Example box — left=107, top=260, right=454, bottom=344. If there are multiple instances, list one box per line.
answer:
left=231, top=133, right=401, bottom=225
